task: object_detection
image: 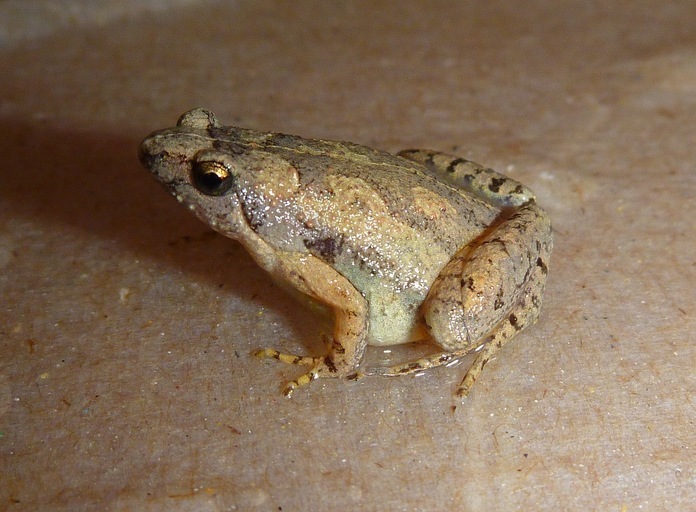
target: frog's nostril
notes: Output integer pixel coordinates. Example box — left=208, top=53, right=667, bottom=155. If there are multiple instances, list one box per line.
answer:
left=138, top=144, right=156, bottom=168
left=138, top=136, right=165, bottom=168
left=138, top=143, right=149, bottom=165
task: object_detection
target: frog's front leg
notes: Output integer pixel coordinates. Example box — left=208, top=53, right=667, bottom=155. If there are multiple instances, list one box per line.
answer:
left=254, top=253, right=369, bottom=397
left=376, top=201, right=551, bottom=396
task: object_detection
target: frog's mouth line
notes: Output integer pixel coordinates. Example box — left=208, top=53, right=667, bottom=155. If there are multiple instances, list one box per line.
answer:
left=161, top=177, right=190, bottom=196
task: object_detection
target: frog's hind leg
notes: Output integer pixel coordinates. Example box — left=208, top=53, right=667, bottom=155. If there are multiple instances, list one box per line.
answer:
left=371, top=200, right=551, bottom=397
left=456, top=295, right=542, bottom=397
left=371, top=256, right=547, bottom=397
left=398, top=149, right=535, bottom=208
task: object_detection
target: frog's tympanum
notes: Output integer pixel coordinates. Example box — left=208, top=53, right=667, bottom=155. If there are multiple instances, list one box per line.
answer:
left=139, top=108, right=552, bottom=398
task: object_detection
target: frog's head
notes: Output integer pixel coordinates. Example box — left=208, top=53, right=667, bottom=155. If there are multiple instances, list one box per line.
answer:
left=139, top=108, right=247, bottom=234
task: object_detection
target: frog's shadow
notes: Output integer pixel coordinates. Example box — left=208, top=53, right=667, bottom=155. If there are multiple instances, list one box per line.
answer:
left=0, top=118, right=325, bottom=353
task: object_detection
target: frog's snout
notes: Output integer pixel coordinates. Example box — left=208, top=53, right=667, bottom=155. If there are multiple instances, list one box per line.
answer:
left=138, top=132, right=174, bottom=182
left=138, top=136, right=158, bottom=169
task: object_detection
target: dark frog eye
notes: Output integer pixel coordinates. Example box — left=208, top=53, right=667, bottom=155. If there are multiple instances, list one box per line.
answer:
left=191, top=159, right=236, bottom=196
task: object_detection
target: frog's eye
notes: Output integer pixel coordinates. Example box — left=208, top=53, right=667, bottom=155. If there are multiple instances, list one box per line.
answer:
left=191, top=160, right=236, bottom=196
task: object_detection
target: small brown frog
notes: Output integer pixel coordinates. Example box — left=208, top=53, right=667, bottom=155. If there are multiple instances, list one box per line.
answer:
left=139, top=109, right=552, bottom=398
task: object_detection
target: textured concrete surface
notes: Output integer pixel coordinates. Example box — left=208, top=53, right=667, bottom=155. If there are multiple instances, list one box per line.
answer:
left=1, top=1, right=695, bottom=510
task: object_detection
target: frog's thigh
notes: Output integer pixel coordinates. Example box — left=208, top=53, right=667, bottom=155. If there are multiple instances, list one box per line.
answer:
left=255, top=252, right=369, bottom=396
left=379, top=202, right=551, bottom=395
left=377, top=261, right=546, bottom=396
left=398, top=149, right=534, bottom=207
left=425, top=202, right=550, bottom=351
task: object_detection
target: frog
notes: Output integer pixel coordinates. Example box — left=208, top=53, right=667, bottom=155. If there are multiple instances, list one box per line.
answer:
left=139, top=108, right=552, bottom=398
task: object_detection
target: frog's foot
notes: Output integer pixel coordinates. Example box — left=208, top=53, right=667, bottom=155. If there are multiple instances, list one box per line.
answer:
left=254, top=348, right=324, bottom=396
left=282, top=364, right=364, bottom=397
left=253, top=347, right=320, bottom=367
left=255, top=347, right=367, bottom=397
left=368, top=334, right=513, bottom=398
left=279, top=357, right=366, bottom=397
left=368, top=346, right=480, bottom=396
left=281, top=366, right=321, bottom=398
left=455, top=341, right=502, bottom=397
left=452, top=304, right=544, bottom=397
left=369, top=350, right=466, bottom=377
left=253, top=349, right=337, bottom=397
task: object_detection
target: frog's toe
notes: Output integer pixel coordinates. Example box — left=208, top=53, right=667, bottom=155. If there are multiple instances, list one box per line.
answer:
left=346, top=370, right=365, bottom=381
left=253, top=348, right=319, bottom=367
left=281, top=360, right=364, bottom=397
left=455, top=375, right=476, bottom=398
left=282, top=368, right=321, bottom=397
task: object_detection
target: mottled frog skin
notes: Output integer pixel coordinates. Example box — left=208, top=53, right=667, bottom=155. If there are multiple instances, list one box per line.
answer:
left=139, top=108, right=552, bottom=398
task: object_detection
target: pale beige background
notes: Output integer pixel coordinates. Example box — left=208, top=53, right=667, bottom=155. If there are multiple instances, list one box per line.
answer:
left=1, top=1, right=694, bottom=510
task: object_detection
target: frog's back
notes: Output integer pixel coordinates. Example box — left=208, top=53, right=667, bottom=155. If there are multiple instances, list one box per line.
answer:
left=226, top=128, right=497, bottom=292
left=211, top=125, right=499, bottom=238
left=210, top=124, right=422, bottom=174
left=264, top=133, right=500, bottom=243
